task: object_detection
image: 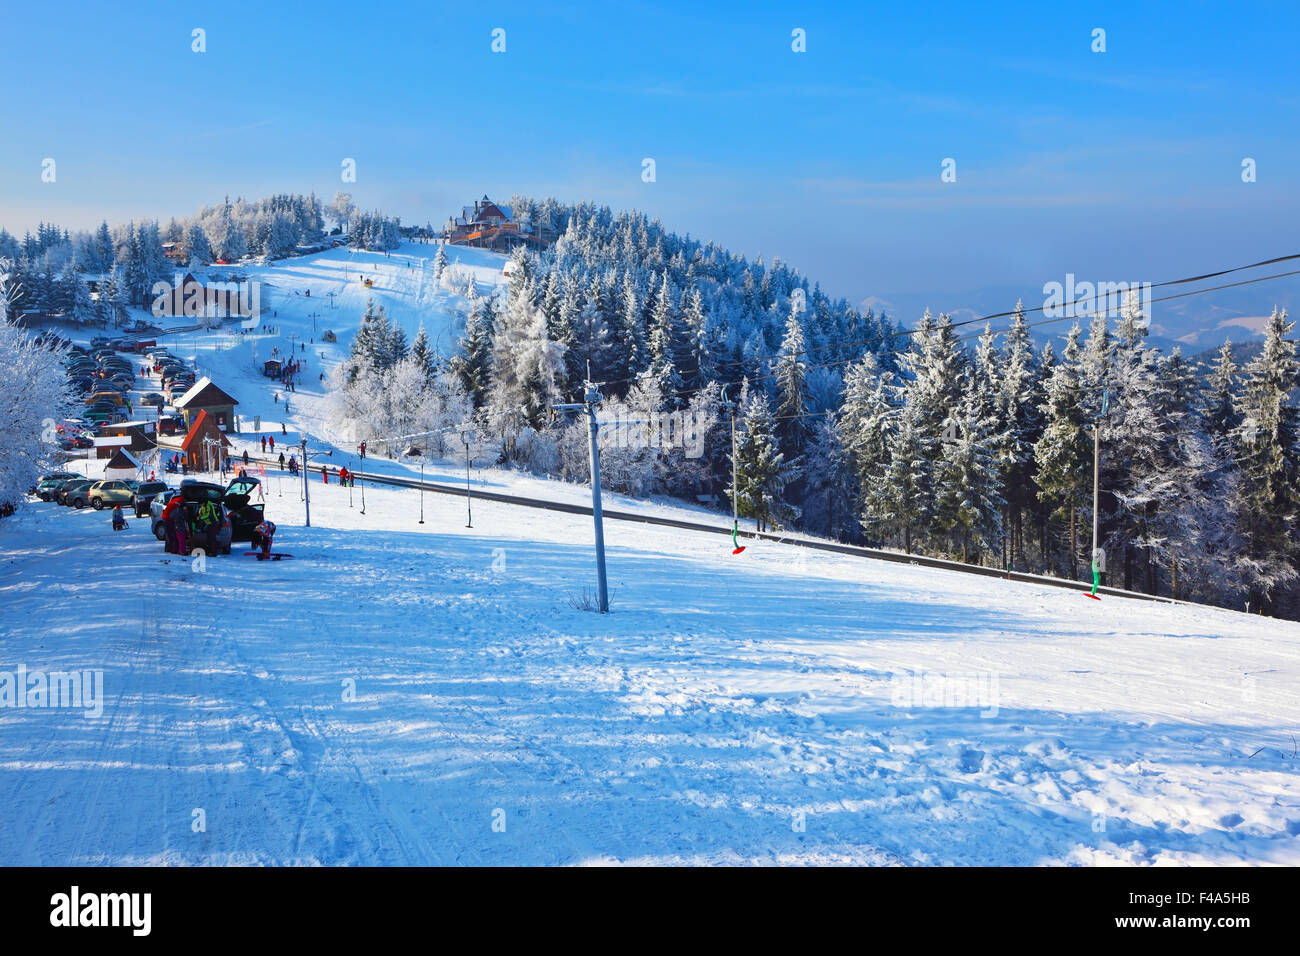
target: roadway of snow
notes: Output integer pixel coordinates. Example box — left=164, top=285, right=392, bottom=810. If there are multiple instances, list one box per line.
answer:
left=1, top=467, right=1298, bottom=866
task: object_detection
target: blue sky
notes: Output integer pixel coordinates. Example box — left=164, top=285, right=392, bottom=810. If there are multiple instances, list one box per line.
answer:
left=2, top=0, right=1296, bottom=308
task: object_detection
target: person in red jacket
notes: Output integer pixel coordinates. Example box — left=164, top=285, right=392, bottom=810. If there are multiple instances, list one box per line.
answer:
left=322, top=467, right=328, bottom=485
left=161, top=494, right=185, bottom=555
left=339, top=466, right=350, bottom=486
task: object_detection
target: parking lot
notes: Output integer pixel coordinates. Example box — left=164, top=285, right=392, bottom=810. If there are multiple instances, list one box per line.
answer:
left=32, top=332, right=273, bottom=557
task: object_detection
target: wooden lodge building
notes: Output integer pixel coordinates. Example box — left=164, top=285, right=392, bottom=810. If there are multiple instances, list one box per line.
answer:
left=441, top=196, right=548, bottom=251
left=174, top=376, right=239, bottom=431
left=180, top=410, right=232, bottom=472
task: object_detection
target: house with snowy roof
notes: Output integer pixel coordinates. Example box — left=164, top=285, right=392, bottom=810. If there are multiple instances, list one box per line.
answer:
left=174, top=376, right=239, bottom=431
left=442, top=195, right=546, bottom=251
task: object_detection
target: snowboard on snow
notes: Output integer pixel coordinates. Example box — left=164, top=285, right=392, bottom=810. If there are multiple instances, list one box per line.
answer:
left=244, top=552, right=293, bottom=561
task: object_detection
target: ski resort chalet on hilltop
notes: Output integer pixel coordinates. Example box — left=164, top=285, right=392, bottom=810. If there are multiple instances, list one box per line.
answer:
left=441, top=196, right=548, bottom=251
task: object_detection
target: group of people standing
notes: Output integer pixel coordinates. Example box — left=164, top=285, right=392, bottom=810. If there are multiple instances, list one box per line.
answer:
left=159, top=492, right=221, bottom=556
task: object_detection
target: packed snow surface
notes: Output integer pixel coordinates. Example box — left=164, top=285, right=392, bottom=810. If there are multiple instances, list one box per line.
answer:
left=3, top=243, right=1298, bottom=865
left=2, top=474, right=1298, bottom=865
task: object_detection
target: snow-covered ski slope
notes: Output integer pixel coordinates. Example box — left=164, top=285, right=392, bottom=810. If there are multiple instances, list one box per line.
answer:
left=135, top=242, right=504, bottom=464
left=7, top=244, right=1297, bottom=866
left=1, top=471, right=1298, bottom=865
left=243, top=241, right=506, bottom=354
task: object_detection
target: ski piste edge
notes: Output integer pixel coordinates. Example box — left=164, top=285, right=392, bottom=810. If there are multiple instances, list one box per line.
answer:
left=245, top=552, right=293, bottom=561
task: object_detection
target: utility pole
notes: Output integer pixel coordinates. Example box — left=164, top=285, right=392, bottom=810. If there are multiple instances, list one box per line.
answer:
left=554, top=380, right=609, bottom=613
left=723, top=386, right=745, bottom=554
left=1090, top=385, right=1109, bottom=598
left=460, top=427, right=473, bottom=528
left=300, top=437, right=310, bottom=527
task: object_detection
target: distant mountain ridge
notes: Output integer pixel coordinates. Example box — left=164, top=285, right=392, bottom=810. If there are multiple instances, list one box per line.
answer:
left=866, top=276, right=1299, bottom=354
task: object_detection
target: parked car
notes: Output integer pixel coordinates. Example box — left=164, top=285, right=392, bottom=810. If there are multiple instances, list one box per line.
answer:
left=88, top=479, right=138, bottom=509
left=90, top=336, right=112, bottom=349
left=158, top=415, right=186, bottom=435
left=140, top=392, right=166, bottom=408
left=60, top=479, right=96, bottom=508
left=85, top=391, right=125, bottom=407
left=131, top=480, right=169, bottom=517
left=149, top=489, right=175, bottom=535
left=150, top=484, right=233, bottom=554
left=35, top=473, right=79, bottom=499
left=151, top=476, right=263, bottom=554
left=221, top=476, right=263, bottom=542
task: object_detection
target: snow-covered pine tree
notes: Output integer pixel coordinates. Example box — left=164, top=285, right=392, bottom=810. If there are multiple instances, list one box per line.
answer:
left=383, top=322, right=409, bottom=370
left=99, top=267, right=127, bottom=327
left=0, top=308, right=73, bottom=508
left=1122, top=346, right=1237, bottom=600
left=802, top=415, right=857, bottom=540
left=116, top=222, right=149, bottom=308
left=733, top=388, right=789, bottom=532
left=92, top=221, right=114, bottom=273
left=933, top=387, right=1005, bottom=563
left=646, top=272, right=684, bottom=399
left=993, top=300, right=1045, bottom=566
left=1103, top=293, right=1164, bottom=590
left=1033, top=325, right=1092, bottom=578
left=681, top=285, right=715, bottom=391
left=772, top=303, right=811, bottom=456
left=451, top=290, right=495, bottom=409
left=839, top=352, right=895, bottom=500
left=487, top=275, right=567, bottom=444
left=185, top=222, right=213, bottom=266
left=572, top=273, right=615, bottom=384
left=217, top=202, right=248, bottom=262
left=409, top=326, right=436, bottom=384
left=346, top=298, right=391, bottom=380
left=1232, top=307, right=1300, bottom=611
left=886, top=310, right=966, bottom=550
left=1201, top=340, right=1240, bottom=451
left=615, top=271, right=645, bottom=384
left=69, top=273, right=96, bottom=327
left=267, top=211, right=299, bottom=259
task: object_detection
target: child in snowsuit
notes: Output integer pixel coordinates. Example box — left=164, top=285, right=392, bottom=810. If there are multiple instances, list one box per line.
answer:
left=111, top=505, right=127, bottom=531
left=254, top=520, right=277, bottom=560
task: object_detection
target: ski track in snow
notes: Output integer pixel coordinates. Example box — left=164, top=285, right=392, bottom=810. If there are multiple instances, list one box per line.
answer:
left=2, top=478, right=1299, bottom=866
left=4, top=243, right=1299, bottom=865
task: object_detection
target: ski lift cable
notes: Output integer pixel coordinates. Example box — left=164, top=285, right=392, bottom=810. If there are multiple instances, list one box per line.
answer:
left=643, top=264, right=1300, bottom=402
left=587, top=253, right=1300, bottom=394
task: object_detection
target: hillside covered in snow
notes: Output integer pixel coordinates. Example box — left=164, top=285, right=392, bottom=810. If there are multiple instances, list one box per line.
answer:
left=2, top=452, right=1298, bottom=865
